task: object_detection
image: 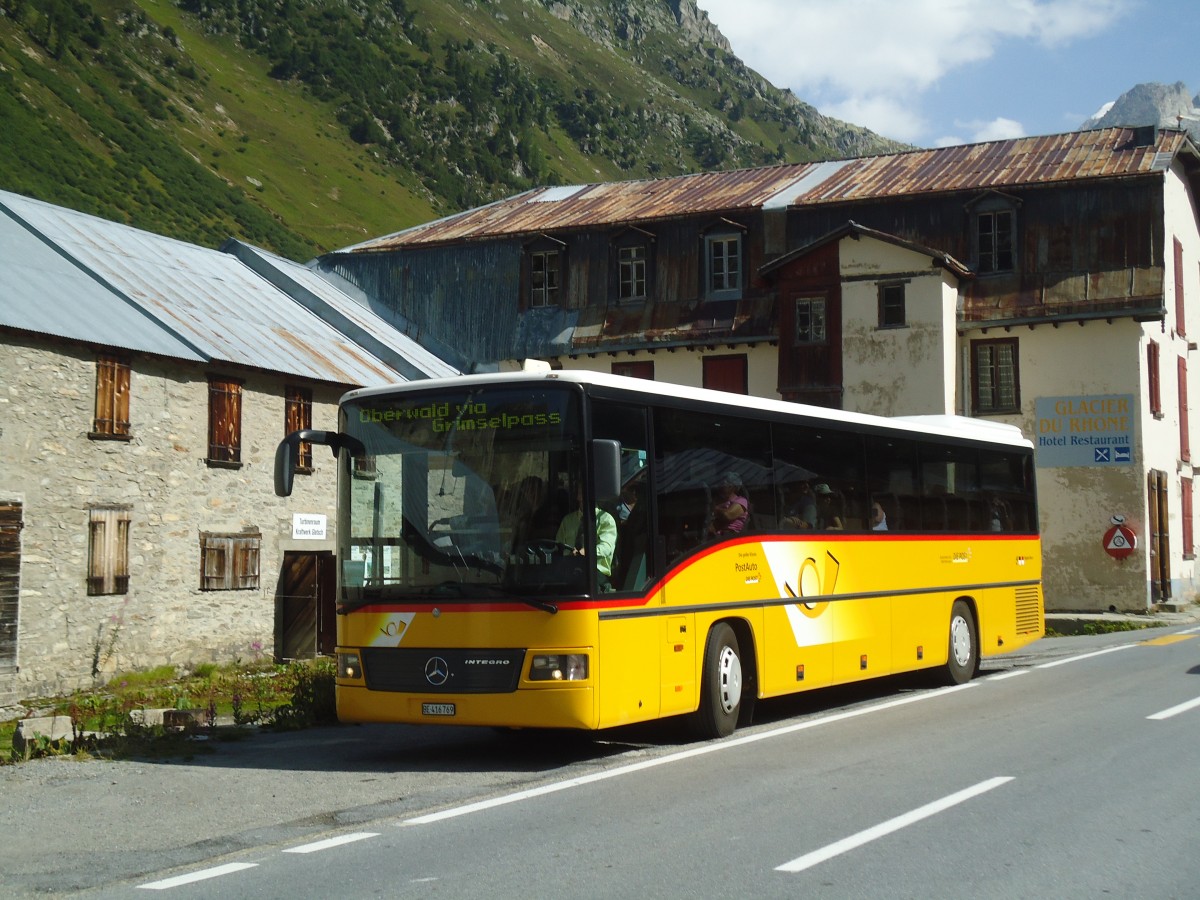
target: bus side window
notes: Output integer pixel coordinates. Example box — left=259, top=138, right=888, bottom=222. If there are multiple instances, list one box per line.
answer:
left=591, top=400, right=652, bottom=592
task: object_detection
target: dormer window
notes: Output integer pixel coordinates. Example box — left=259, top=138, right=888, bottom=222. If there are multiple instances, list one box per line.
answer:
left=968, top=192, right=1019, bottom=274
left=977, top=210, right=1014, bottom=272
left=706, top=232, right=742, bottom=299
left=619, top=246, right=646, bottom=300
left=610, top=227, right=654, bottom=302
left=700, top=219, right=747, bottom=301
left=530, top=250, right=560, bottom=307
left=523, top=235, right=567, bottom=309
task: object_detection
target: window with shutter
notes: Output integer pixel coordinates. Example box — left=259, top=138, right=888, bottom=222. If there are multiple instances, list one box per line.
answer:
left=207, top=377, right=243, bottom=466
left=1174, top=238, right=1185, bottom=338
left=92, top=356, right=131, bottom=439
left=0, top=501, right=21, bottom=671
left=1148, top=340, right=1162, bottom=418
left=88, top=506, right=131, bottom=595
left=285, top=386, right=313, bottom=472
left=200, top=531, right=261, bottom=591
left=1179, top=356, right=1190, bottom=463
left=1183, top=477, right=1194, bottom=560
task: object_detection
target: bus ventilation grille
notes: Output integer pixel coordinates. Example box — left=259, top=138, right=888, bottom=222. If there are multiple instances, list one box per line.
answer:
left=1014, top=586, right=1043, bottom=635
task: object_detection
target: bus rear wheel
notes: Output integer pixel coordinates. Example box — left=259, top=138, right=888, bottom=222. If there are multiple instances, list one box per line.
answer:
left=941, top=600, right=978, bottom=685
left=694, top=622, right=742, bottom=739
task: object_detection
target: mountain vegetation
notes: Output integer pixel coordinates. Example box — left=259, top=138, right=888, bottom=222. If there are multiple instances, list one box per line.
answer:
left=0, top=0, right=907, bottom=261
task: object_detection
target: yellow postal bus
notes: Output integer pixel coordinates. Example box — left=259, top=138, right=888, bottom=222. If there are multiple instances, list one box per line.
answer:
left=276, top=371, right=1042, bottom=739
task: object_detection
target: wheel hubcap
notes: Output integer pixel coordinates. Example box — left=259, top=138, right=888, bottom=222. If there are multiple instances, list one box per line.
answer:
left=950, top=614, right=972, bottom=667
left=717, top=645, right=742, bottom=714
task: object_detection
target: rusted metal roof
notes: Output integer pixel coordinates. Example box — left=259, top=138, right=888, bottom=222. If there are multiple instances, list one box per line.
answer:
left=0, top=190, right=458, bottom=386
left=348, top=164, right=819, bottom=250
left=349, top=128, right=1195, bottom=252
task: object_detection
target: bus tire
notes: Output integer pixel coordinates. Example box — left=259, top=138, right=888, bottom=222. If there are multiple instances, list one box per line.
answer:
left=942, top=600, right=978, bottom=685
left=694, top=622, right=742, bottom=739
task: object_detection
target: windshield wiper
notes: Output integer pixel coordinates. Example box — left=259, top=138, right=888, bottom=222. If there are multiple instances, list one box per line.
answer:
left=520, top=598, right=558, bottom=614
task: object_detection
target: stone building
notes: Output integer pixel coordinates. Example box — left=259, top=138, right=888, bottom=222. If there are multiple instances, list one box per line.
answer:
left=0, top=191, right=457, bottom=706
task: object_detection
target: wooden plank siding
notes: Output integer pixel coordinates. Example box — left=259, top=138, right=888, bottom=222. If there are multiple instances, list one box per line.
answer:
left=0, top=502, right=20, bottom=671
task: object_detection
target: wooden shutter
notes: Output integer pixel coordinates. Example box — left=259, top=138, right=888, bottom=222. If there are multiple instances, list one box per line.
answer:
left=1174, top=238, right=1186, bottom=337
left=1147, top=340, right=1161, bottom=417
left=285, top=386, right=313, bottom=470
left=703, top=354, right=748, bottom=394
left=0, top=502, right=21, bottom=670
left=208, top=377, right=242, bottom=464
left=201, top=532, right=261, bottom=590
left=1183, top=477, right=1194, bottom=560
left=88, top=506, right=131, bottom=595
left=93, top=356, right=131, bottom=436
left=1179, top=356, right=1190, bottom=463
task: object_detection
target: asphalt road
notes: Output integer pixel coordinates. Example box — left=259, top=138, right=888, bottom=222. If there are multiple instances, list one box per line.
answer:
left=4, top=622, right=1199, bottom=898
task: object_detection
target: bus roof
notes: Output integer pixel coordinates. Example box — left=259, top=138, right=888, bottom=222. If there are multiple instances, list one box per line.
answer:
left=343, top=370, right=1033, bottom=450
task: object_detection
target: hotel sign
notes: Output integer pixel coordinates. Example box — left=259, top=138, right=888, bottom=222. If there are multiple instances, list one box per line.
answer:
left=1034, top=394, right=1135, bottom=468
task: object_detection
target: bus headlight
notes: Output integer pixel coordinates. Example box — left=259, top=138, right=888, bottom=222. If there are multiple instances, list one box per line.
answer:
left=338, top=652, right=363, bottom=680
left=529, top=654, right=588, bottom=681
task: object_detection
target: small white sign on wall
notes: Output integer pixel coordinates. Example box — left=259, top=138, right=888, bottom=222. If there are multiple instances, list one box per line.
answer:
left=292, top=513, right=328, bottom=540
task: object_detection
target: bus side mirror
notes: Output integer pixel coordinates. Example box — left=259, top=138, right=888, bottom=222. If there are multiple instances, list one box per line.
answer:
left=592, top=439, right=621, bottom=504
left=275, top=429, right=345, bottom=497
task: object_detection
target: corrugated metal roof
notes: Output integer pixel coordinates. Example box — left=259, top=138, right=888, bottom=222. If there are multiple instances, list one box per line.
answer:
left=222, top=241, right=459, bottom=380
left=349, top=163, right=819, bottom=250
left=791, top=128, right=1189, bottom=203
left=0, top=200, right=205, bottom=361
left=0, top=190, right=457, bottom=386
left=348, top=128, right=1192, bottom=251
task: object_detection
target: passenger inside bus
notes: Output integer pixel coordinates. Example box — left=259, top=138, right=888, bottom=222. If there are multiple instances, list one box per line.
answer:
left=707, top=471, right=750, bottom=537
left=870, top=499, right=889, bottom=531
left=813, top=483, right=845, bottom=530
left=781, top=480, right=817, bottom=529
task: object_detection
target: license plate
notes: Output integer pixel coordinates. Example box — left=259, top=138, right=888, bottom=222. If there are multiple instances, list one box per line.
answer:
left=422, top=703, right=456, bottom=717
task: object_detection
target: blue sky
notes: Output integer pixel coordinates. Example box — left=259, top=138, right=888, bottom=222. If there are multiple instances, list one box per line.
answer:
left=693, top=0, right=1200, bottom=148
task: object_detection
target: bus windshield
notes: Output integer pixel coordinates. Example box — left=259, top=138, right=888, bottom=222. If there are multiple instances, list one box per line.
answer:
left=338, top=385, right=586, bottom=607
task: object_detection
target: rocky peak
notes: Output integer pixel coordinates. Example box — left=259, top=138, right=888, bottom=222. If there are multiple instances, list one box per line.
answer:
left=1081, top=80, right=1200, bottom=138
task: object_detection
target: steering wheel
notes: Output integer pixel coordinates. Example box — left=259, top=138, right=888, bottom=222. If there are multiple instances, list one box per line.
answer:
left=518, top=540, right=573, bottom=561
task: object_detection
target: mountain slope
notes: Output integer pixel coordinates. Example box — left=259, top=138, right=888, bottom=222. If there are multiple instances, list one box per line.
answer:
left=0, top=0, right=905, bottom=261
left=1081, top=80, right=1200, bottom=141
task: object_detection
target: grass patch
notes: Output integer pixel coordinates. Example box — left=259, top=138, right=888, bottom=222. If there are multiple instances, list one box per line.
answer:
left=2, top=657, right=336, bottom=766
left=1080, top=619, right=1166, bottom=635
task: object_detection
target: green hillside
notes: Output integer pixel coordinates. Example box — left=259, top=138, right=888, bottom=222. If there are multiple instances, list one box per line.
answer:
left=0, top=0, right=906, bottom=261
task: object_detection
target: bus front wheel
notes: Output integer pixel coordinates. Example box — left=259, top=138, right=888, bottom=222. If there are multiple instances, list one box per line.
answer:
left=941, top=600, right=978, bottom=685
left=694, top=622, right=742, bottom=739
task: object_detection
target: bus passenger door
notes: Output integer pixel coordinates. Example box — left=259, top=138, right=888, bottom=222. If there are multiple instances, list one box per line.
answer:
left=660, top=613, right=695, bottom=715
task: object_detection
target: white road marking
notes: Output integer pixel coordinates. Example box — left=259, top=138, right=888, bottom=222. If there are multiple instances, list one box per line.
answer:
left=775, top=776, right=1014, bottom=873
left=283, top=832, right=380, bottom=853
left=986, top=669, right=1028, bottom=681
left=1035, top=644, right=1133, bottom=669
left=138, top=862, right=258, bottom=890
left=402, top=682, right=977, bottom=826
left=1147, top=695, right=1200, bottom=721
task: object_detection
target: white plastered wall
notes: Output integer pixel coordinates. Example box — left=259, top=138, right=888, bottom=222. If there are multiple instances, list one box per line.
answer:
left=839, top=237, right=958, bottom=416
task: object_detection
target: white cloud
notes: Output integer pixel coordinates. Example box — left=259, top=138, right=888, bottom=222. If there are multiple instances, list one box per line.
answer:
left=695, top=0, right=1131, bottom=142
left=967, top=117, right=1028, bottom=142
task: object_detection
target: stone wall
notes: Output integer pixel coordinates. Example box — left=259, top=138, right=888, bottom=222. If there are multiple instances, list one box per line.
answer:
left=0, top=334, right=344, bottom=702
